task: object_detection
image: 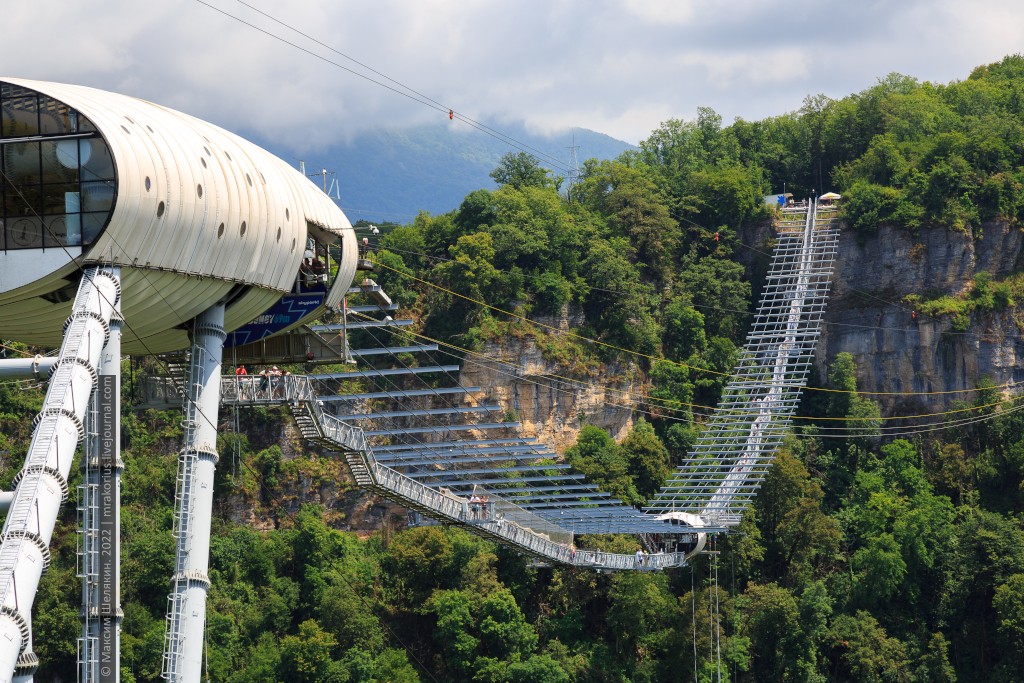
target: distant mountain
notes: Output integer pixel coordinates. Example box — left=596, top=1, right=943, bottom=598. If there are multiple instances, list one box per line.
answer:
left=261, top=124, right=635, bottom=224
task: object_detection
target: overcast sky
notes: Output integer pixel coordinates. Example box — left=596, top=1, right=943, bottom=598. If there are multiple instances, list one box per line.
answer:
left=3, top=0, right=1023, bottom=151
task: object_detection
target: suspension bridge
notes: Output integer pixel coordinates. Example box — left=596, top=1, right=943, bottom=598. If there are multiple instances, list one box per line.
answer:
left=0, top=77, right=839, bottom=682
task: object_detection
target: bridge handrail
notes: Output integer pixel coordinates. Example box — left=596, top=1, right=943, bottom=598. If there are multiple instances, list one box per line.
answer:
left=219, top=373, right=692, bottom=569
left=221, top=374, right=316, bottom=404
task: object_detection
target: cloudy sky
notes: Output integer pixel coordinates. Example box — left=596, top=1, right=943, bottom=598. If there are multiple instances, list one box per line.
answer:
left=3, top=0, right=1023, bottom=150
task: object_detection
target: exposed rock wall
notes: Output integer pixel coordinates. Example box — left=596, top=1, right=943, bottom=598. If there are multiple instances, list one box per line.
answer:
left=741, top=219, right=1024, bottom=414
left=458, top=329, right=642, bottom=452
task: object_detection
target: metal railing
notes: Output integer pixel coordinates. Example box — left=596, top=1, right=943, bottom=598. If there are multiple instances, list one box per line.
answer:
left=648, top=201, right=841, bottom=525
left=223, top=375, right=693, bottom=570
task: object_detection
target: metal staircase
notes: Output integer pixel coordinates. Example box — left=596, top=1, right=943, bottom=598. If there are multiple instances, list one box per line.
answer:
left=0, top=266, right=121, bottom=683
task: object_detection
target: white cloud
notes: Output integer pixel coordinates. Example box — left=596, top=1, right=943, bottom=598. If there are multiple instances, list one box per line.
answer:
left=621, top=0, right=698, bottom=25
left=1, top=0, right=1021, bottom=150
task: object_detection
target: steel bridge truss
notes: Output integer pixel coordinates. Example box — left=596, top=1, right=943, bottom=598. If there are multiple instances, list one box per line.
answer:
left=647, top=201, right=840, bottom=525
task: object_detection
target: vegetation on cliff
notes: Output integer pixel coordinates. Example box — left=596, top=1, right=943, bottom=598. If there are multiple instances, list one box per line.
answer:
left=5, top=55, right=1024, bottom=682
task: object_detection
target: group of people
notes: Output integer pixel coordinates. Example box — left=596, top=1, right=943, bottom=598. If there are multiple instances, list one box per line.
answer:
left=468, top=494, right=492, bottom=520
left=233, top=364, right=293, bottom=399
left=298, top=253, right=327, bottom=290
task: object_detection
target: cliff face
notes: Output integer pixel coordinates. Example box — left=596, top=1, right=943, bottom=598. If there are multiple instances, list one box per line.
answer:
left=462, top=221, right=1024, bottom=447
left=458, top=326, right=642, bottom=452
left=756, top=219, right=1024, bottom=414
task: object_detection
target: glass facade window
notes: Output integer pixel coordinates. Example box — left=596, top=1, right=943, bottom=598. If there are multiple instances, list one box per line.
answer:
left=0, top=82, right=116, bottom=251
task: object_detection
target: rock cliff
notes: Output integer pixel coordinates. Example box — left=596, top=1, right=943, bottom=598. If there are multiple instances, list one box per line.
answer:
left=744, top=219, right=1024, bottom=415
left=457, top=312, right=643, bottom=452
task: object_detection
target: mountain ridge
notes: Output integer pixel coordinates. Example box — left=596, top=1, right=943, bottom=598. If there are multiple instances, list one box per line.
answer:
left=257, top=122, right=635, bottom=222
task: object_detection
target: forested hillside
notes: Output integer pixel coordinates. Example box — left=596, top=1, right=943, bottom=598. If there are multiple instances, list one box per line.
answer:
left=5, top=54, right=1024, bottom=682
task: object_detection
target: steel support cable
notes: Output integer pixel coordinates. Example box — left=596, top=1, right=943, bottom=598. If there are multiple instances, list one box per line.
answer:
left=352, top=312, right=1020, bottom=445
left=0, top=342, right=35, bottom=358
left=353, top=310, right=1019, bottom=428
left=229, top=0, right=571, bottom=173
left=368, top=256, right=1015, bottom=399
left=192, top=0, right=572, bottom=174
left=809, top=399, right=1024, bottom=439
left=360, top=319, right=1018, bottom=452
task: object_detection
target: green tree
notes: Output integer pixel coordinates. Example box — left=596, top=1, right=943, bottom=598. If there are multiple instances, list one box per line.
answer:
left=576, top=160, right=680, bottom=288
left=994, top=574, right=1024, bottom=672
left=826, top=612, right=909, bottom=683
left=565, top=426, right=642, bottom=505
left=756, top=449, right=841, bottom=584
left=740, top=582, right=809, bottom=680
left=662, top=297, right=707, bottom=360
left=677, top=257, right=750, bottom=339
left=490, top=152, right=559, bottom=190
left=279, top=620, right=343, bottom=683
left=426, top=587, right=538, bottom=682
left=620, top=419, right=671, bottom=500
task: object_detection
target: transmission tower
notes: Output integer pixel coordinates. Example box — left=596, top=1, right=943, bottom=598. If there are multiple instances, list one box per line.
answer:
left=566, top=130, right=581, bottom=201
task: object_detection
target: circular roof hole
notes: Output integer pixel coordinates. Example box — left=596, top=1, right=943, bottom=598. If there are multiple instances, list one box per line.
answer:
left=125, top=116, right=134, bottom=124
left=240, top=221, right=247, bottom=236
left=147, top=125, right=154, bottom=133
left=217, top=223, right=225, bottom=238
left=203, top=146, right=211, bottom=156
left=285, top=208, right=290, bottom=221
left=120, top=125, right=131, bottom=134
left=291, top=237, right=296, bottom=252
left=245, top=173, right=252, bottom=187
left=200, top=157, right=207, bottom=169
left=276, top=226, right=282, bottom=241
left=197, top=184, right=203, bottom=198
left=156, top=201, right=165, bottom=218
left=145, top=177, right=151, bottom=192
left=259, top=172, right=266, bottom=184
left=225, top=151, right=232, bottom=161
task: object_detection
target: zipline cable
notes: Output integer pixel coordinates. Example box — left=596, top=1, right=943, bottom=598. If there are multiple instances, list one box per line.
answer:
left=192, top=0, right=573, bottom=174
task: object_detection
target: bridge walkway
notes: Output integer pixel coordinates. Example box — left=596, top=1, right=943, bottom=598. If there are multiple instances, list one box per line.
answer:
left=221, top=375, right=693, bottom=570
left=648, top=200, right=841, bottom=526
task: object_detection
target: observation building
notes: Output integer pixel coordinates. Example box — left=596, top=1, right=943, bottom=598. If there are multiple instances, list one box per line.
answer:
left=0, top=77, right=360, bottom=683
left=0, top=77, right=358, bottom=353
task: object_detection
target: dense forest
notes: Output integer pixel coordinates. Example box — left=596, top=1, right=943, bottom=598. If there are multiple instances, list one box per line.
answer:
left=5, top=54, right=1024, bottom=682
